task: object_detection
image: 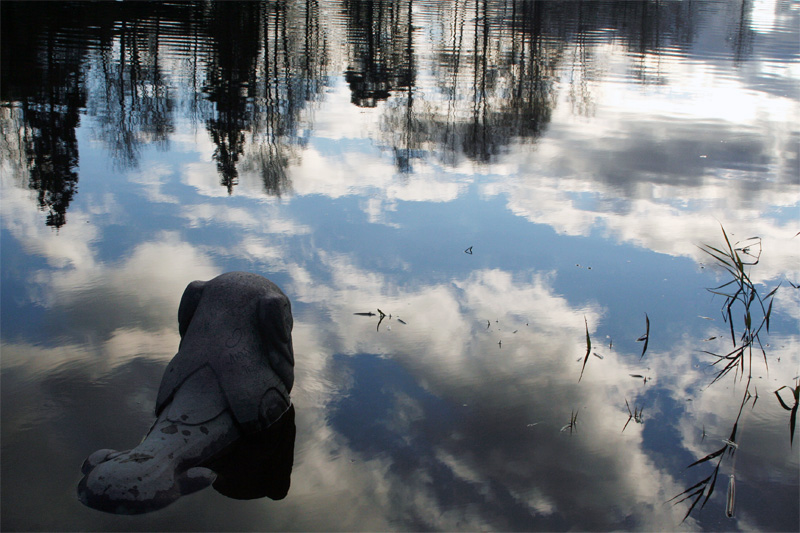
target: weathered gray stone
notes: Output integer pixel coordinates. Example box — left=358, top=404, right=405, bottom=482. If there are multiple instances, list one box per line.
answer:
left=78, top=272, right=295, bottom=514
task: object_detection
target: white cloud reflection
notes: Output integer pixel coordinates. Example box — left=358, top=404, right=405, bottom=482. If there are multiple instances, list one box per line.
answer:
left=4, top=163, right=796, bottom=528
left=280, top=254, right=707, bottom=529
left=2, top=1, right=798, bottom=530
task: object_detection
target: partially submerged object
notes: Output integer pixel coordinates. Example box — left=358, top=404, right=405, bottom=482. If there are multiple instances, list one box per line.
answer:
left=78, top=272, right=295, bottom=514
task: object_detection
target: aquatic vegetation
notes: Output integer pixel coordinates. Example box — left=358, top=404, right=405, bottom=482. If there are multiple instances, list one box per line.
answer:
left=353, top=309, right=390, bottom=331
left=673, top=226, right=784, bottom=522
left=698, top=225, right=777, bottom=385
left=774, top=381, right=799, bottom=446
left=637, top=313, right=650, bottom=359
left=621, top=398, right=644, bottom=433
left=560, top=409, right=579, bottom=435
left=670, top=389, right=751, bottom=523
left=578, top=316, right=591, bottom=382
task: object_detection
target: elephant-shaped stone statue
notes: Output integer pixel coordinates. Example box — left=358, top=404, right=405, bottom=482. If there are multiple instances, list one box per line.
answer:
left=78, top=272, right=295, bottom=514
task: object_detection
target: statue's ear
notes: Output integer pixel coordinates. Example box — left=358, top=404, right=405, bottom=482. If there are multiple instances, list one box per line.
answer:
left=258, top=291, right=294, bottom=391
left=178, top=280, right=206, bottom=338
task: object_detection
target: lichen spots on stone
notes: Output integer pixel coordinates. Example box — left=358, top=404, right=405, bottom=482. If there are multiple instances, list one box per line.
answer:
left=161, top=425, right=178, bottom=434
left=182, top=430, right=191, bottom=436
left=200, top=426, right=209, bottom=434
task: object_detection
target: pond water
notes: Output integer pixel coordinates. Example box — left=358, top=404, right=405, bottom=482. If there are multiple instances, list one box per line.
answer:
left=1, top=1, right=798, bottom=531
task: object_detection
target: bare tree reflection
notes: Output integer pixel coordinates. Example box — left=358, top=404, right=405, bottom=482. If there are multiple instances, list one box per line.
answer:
left=241, top=0, right=328, bottom=196
left=380, top=0, right=562, bottom=169
left=343, top=0, right=414, bottom=108
left=729, top=0, right=755, bottom=64
left=374, top=0, right=723, bottom=171
left=202, top=2, right=261, bottom=193
left=0, top=3, right=87, bottom=228
left=92, top=15, right=176, bottom=170
left=0, top=0, right=767, bottom=225
left=203, top=1, right=326, bottom=194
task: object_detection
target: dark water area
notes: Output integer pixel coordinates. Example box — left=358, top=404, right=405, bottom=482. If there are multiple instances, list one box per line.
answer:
left=1, top=1, right=798, bottom=531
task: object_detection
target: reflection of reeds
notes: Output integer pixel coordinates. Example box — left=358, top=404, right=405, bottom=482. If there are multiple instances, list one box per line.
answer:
left=621, top=398, right=644, bottom=433
left=775, top=381, right=799, bottom=446
left=578, top=316, right=591, bottom=382
left=560, top=409, right=579, bottom=434
left=637, top=314, right=650, bottom=359
left=698, top=225, right=777, bottom=385
left=670, top=390, right=750, bottom=523
left=674, top=225, right=782, bottom=522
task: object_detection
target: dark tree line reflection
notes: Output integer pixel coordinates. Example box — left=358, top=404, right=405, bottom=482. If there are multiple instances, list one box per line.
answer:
left=1, top=3, right=89, bottom=228
left=343, top=0, right=414, bottom=108
left=1, top=0, right=761, bottom=227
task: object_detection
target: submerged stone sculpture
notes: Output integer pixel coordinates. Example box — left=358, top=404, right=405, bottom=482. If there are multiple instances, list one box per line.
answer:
left=78, top=272, right=295, bottom=514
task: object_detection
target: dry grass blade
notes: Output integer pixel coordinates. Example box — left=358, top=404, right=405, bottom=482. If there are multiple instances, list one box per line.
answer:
left=621, top=399, right=644, bottom=433
left=560, top=409, right=579, bottom=434
left=669, top=476, right=712, bottom=524
left=578, top=316, right=591, bottom=382
left=775, top=384, right=799, bottom=446
left=640, top=313, right=650, bottom=359
left=686, top=446, right=725, bottom=469
left=622, top=399, right=633, bottom=433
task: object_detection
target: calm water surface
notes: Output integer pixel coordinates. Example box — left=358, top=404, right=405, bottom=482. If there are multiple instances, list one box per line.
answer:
left=1, top=1, right=799, bottom=531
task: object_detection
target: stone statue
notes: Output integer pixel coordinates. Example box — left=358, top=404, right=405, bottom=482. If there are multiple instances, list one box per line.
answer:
left=78, top=272, right=295, bottom=514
